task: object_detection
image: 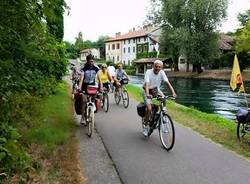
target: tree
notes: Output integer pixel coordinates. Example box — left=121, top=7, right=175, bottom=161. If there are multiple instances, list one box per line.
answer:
left=237, top=9, right=250, bottom=26
left=94, top=36, right=110, bottom=58
left=148, top=0, right=228, bottom=72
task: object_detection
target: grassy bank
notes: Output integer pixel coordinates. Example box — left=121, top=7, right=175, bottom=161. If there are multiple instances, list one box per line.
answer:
left=127, top=84, right=250, bottom=159
left=4, top=82, right=85, bottom=183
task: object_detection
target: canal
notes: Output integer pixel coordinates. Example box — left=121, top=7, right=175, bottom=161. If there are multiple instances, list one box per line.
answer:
left=130, top=75, right=250, bottom=120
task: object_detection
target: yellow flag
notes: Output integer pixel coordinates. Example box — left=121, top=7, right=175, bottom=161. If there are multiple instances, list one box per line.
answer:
left=230, top=54, right=245, bottom=93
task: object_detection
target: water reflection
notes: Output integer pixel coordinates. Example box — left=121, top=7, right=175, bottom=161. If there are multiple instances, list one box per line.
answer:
left=130, top=75, right=250, bottom=120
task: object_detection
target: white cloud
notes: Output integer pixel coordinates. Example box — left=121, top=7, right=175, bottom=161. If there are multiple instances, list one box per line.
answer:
left=64, top=0, right=250, bottom=42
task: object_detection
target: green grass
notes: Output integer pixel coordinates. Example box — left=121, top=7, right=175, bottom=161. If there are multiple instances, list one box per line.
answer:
left=127, top=84, right=250, bottom=159
left=23, top=82, right=76, bottom=152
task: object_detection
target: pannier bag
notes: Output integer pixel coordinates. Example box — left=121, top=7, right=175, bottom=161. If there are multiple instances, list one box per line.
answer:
left=121, top=78, right=128, bottom=85
left=236, top=108, right=250, bottom=124
left=137, top=103, right=159, bottom=117
left=87, top=86, right=98, bottom=95
left=137, top=103, right=146, bottom=117
left=74, top=92, right=83, bottom=115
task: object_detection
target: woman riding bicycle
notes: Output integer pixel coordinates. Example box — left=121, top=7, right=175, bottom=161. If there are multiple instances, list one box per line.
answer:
left=142, top=60, right=177, bottom=137
left=97, top=64, right=112, bottom=92
left=114, top=63, right=130, bottom=92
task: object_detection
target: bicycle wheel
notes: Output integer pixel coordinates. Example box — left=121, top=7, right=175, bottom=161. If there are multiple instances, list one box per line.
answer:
left=122, top=90, right=129, bottom=108
left=237, top=123, right=247, bottom=141
left=114, top=90, right=121, bottom=104
left=159, top=114, right=175, bottom=151
left=87, top=106, right=95, bottom=137
left=103, top=92, right=109, bottom=112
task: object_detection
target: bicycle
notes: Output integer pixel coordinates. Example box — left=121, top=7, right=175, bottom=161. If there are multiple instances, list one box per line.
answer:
left=137, top=95, right=175, bottom=151
left=98, top=86, right=109, bottom=112
left=80, top=85, right=98, bottom=137
left=114, top=79, right=129, bottom=108
left=236, top=108, right=250, bottom=141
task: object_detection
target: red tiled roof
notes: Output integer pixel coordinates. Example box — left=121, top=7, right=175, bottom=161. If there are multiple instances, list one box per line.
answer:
left=106, top=27, right=157, bottom=42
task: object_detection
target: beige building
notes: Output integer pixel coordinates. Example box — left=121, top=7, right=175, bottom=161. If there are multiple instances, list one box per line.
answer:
left=105, top=26, right=161, bottom=65
left=105, top=38, right=122, bottom=64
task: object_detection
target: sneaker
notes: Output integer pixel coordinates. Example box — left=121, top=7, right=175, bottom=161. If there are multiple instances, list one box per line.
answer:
left=143, top=125, right=149, bottom=137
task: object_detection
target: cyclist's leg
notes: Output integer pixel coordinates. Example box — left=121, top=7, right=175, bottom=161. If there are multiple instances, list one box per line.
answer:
left=143, top=90, right=152, bottom=124
left=81, top=94, right=87, bottom=124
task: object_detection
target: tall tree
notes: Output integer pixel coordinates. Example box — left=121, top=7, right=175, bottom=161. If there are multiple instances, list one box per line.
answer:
left=237, top=9, right=250, bottom=26
left=148, top=0, right=228, bottom=72
left=43, top=0, right=66, bottom=41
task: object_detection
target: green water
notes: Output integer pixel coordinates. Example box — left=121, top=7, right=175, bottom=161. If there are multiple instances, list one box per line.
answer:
left=130, top=76, right=250, bottom=120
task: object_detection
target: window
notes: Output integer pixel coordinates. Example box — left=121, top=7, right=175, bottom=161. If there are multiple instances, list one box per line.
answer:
left=138, top=38, right=140, bottom=42
left=113, top=56, right=115, bottom=62
left=128, top=47, right=130, bottom=53
left=128, top=60, right=130, bottom=66
left=108, top=44, right=110, bottom=50
left=133, top=46, right=135, bottom=53
left=117, top=56, right=119, bottom=61
left=144, top=37, right=147, bottom=41
left=137, top=45, right=142, bottom=53
left=112, top=44, right=115, bottom=50
left=124, top=48, right=126, bottom=53
left=144, top=44, right=148, bottom=52
left=128, top=39, right=130, bottom=44
left=116, top=43, right=120, bottom=49
left=124, top=40, right=126, bottom=44
left=133, top=39, right=136, bottom=43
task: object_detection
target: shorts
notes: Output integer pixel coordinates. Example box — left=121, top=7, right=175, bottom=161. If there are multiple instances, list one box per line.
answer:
left=142, top=88, right=163, bottom=105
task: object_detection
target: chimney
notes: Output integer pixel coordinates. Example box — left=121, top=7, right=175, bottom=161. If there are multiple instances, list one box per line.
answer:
left=115, top=32, right=121, bottom=37
left=133, top=27, right=136, bottom=32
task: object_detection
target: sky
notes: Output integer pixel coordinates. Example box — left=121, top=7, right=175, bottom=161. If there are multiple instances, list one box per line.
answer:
left=63, top=0, right=250, bottom=43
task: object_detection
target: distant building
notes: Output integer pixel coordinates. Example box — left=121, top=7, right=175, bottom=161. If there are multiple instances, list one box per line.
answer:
left=105, top=26, right=161, bottom=65
left=80, top=48, right=100, bottom=61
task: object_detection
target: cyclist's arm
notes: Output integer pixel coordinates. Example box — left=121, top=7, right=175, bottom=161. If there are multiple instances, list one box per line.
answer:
left=97, top=72, right=103, bottom=91
left=123, top=70, right=130, bottom=80
left=107, top=71, right=112, bottom=82
left=79, top=72, right=84, bottom=90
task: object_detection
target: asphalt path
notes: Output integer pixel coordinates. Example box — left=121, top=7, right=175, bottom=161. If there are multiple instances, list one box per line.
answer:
left=95, top=93, right=250, bottom=184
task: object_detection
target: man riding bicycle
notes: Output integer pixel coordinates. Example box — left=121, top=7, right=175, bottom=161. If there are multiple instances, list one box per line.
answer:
left=142, top=60, right=177, bottom=136
left=78, top=55, right=101, bottom=123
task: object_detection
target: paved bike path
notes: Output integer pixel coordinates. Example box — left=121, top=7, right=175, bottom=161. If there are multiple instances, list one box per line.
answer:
left=95, top=94, right=250, bottom=184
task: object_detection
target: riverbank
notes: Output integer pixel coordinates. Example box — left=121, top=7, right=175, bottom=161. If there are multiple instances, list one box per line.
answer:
left=167, top=69, right=250, bottom=82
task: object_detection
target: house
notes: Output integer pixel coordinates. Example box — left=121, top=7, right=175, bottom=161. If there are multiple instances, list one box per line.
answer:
left=80, top=48, right=100, bottom=61
left=105, top=26, right=161, bottom=65
left=178, top=34, right=235, bottom=72
left=134, top=57, right=171, bottom=75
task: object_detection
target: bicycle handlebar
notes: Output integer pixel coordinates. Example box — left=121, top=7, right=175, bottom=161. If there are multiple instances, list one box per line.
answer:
left=153, top=95, right=176, bottom=101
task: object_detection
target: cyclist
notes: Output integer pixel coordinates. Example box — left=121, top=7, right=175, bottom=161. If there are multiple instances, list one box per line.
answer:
left=142, top=59, right=177, bottom=136
left=78, top=55, right=101, bottom=123
left=98, top=64, right=112, bottom=92
left=71, top=66, right=81, bottom=93
left=114, top=63, right=130, bottom=92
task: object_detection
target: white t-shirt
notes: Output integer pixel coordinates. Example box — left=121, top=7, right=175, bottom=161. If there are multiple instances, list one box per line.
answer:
left=107, top=66, right=115, bottom=77
left=144, top=69, right=168, bottom=89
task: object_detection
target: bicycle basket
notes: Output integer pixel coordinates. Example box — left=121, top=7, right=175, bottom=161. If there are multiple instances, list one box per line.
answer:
left=137, top=103, right=146, bottom=117
left=87, top=86, right=98, bottom=95
left=121, top=79, right=128, bottom=85
left=236, top=108, right=250, bottom=124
